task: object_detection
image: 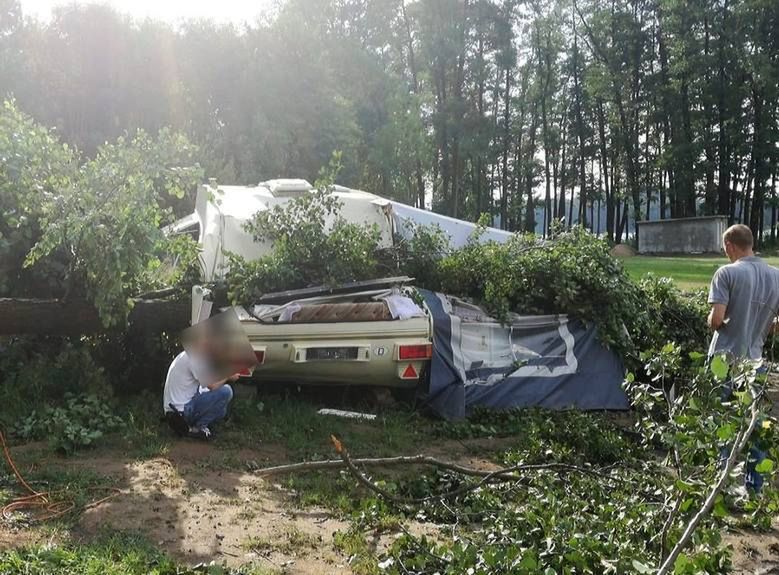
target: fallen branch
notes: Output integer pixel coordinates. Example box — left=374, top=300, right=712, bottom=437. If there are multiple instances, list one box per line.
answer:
left=254, top=455, right=522, bottom=480
left=254, top=452, right=614, bottom=485
left=657, top=385, right=764, bottom=575
left=326, top=435, right=615, bottom=505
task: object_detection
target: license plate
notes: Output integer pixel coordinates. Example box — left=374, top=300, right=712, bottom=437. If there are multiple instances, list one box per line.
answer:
left=305, top=347, right=359, bottom=361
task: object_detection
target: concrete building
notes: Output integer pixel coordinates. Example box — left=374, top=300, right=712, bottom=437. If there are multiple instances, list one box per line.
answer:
left=637, top=216, right=727, bottom=254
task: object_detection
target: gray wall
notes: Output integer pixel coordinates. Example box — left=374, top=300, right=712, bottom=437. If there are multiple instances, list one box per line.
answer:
left=637, top=216, right=727, bottom=254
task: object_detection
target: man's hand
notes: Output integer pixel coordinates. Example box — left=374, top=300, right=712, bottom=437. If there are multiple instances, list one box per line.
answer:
left=205, top=373, right=241, bottom=391
left=708, top=303, right=727, bottom=331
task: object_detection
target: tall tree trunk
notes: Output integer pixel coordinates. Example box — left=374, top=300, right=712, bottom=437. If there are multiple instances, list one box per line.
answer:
left=748, top=86, right=767, bottom=245
left=716, top=0, right=731, bottom=219
left=596, top=99, right=612, bottom=240
left=501, top=65, right=512, bottom=230
left=400, top=0, right=427, bottom=210
left=539, top=29, right=553, bottom=236
left=525, top=98, right=539, bottom=233
left=572, top=26, right=587, bottom=229
left=449, top=0, right=469, bottom=219
left=558, top=103, right=569, bottom=225
left=657, top=10, right=676, bottom=217
left=473, top=30, right=486, bottom=217
left=616, top=94, right=641, bottom=244
left=702, top=15, right=717, bottom=215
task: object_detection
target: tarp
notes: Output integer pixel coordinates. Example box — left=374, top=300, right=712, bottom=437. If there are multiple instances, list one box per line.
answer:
left=378, top=199, right=513, bottom=248
left=419, top=290, right=629, bottom=420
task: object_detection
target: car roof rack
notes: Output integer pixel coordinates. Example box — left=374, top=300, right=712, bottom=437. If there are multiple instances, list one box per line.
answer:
left=256, top=276, right=415, bottom=304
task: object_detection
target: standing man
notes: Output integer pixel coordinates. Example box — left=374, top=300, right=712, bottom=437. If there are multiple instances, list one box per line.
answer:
left=707, top=224, right=779, bottom=490
left=163, top=349, right=238, bottom=441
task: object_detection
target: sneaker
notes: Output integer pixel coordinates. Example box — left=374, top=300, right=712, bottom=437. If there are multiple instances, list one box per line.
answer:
left=187, top=427, right=213, bottom=441
left=165, top=407, right=190, bottom=437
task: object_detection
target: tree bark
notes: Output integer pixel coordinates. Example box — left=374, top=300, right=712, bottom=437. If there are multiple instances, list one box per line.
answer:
left=501, top=64, right=512, bottom=230
left=572, top=22, right=587, bottom=229
left=0, top=298, right=190, bottom=335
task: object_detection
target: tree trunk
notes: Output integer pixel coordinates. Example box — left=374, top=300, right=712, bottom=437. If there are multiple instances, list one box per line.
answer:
left=749, top=86, right=767, bottom=245
left=716, top=0, right=731, bottom=219
left=0, top=298, right=190, bottom=336
left=501, top=65, right=512, bottom=230
left=596, top=99, right=612, bottom=240
left=525, top=97, right=539, bottom=233
left=539, top=29, right=553, bottom=236
left=572, top=19, right=587, bottom=229
left=558, top=103, right=569, bottom=226
left=400, top=0, right=427, bottom=210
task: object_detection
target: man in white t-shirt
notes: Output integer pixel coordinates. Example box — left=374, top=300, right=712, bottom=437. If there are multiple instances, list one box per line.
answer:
left=163, top=350, right=238, bottom=440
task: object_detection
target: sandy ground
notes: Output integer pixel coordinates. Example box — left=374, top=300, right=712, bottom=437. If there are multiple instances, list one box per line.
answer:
left=0, top=437, right=520, bottom=574
left=75, top=444, right=353, bottom=573
left=0, top=434, right=776, bottom=573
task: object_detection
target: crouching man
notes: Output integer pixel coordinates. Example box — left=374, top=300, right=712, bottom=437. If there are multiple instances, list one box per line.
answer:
left=163, top=349, right=239, bottom=441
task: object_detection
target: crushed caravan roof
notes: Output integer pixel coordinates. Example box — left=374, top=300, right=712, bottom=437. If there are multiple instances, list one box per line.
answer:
left=187, top=178, right=513, bottom=282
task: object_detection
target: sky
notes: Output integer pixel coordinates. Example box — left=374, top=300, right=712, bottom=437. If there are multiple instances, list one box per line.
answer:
left=19, top=0, right=278, bottom=24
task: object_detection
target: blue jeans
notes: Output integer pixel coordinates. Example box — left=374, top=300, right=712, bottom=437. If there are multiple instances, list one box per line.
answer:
left=183, top=385, right=233, bottom=430
left=719, top=368, right=767, bottom=492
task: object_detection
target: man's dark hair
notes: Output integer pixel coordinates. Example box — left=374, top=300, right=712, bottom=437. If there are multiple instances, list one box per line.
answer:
left=723, top=224, right=753, bottom=249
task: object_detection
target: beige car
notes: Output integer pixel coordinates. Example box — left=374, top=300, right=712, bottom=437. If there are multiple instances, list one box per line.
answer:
left=236, top=280, right=433, bottom=390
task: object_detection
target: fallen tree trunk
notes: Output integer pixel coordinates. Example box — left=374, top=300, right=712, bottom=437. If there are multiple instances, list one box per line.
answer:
left=0, top=298, right=190, bottom=335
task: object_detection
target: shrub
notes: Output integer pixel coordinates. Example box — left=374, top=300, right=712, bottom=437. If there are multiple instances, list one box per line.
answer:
left=637, top=275, right=710, bottom=355
left=0, top=339, right=112, bottom=428
left=15, top=393, right=124, bottom=454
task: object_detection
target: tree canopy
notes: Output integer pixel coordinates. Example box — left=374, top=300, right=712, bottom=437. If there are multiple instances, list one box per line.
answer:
left=1, top=0, right=777, bottom=244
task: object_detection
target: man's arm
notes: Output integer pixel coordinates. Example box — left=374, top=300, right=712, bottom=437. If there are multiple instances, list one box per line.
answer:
left=205, top=373, right=240, bottom=391
left=708, top=303, right=727, bottom=331
left=708, top=268, right=730, bottom=331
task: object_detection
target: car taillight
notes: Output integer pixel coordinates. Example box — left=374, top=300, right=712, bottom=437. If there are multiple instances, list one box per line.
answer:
left=398, top=344, right=432, bottom=360
left=254, top=350, right=265, bottom=364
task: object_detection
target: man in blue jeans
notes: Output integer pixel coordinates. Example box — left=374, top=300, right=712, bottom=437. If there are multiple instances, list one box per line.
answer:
left=163, top=349, right=238, bottom=441
left=707, top=224, right=779, bottom=491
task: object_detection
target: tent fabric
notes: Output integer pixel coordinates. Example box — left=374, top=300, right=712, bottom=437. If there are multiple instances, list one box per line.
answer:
left=419, top=290, right=629, bottom=420
left=386, top=201, right=512, bottom=248
left=190, top=181, right=512, bottom=281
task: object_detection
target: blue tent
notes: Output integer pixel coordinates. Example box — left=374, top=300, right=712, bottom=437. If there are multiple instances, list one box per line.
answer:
left=419, top=290, right=629, bottom=420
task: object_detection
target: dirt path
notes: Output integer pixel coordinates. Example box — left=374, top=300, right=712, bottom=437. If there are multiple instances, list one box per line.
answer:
left=74, top=444, right=352, bottom=573
left=1, top=434, right=777, bottom=573
left=0, top=436, right=521, bottom=574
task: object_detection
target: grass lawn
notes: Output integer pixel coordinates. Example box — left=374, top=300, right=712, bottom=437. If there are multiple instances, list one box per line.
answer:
left=619, top=254, right=779, bottom=290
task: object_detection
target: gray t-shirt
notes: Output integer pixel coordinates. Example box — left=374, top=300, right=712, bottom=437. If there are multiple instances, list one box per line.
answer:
left=708, top=255, right=779, bottom=360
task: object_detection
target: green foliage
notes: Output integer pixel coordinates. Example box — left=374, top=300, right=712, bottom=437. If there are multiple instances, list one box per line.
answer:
left=24, top=126, right=202, bottom=326
left=226, top=189, right=710, bottom=367
left=435, top=408, right=636, bottom=464
left=15, top=393, right=124, bottom=454
left=627, top=349, right=779, bottom=536
left=0, top=100, right=77, bottom=297
left=332, top=528, right=380, bottom=575
left=391, top=221, right=451, bottom=287
left=0, top=339, right=112, bottom=428
left=435, top=226, right=645, bottom=354
left=637, top=276, right=710, bottom=357
left=228, top=152, right=384, bottom=304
